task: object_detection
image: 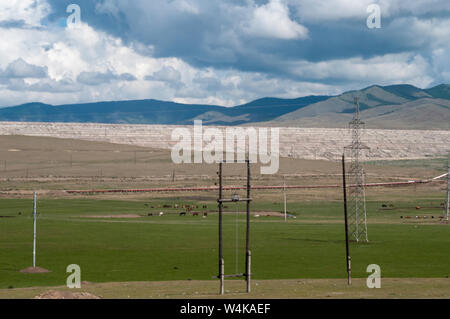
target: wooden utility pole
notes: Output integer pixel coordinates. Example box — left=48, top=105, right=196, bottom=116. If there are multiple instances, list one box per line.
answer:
left=218, top=162, right=224, bottom=295
left=283, top=175, right=287, bottom=222
left=33, top=192, right=37, bottom=268
left=217, top=160, right=252, bottom=295
left=245, top=159, right=251, bottom=293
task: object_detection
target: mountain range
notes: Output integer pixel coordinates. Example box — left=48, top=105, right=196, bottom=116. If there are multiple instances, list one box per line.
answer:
left=0, top=84, right=449, bottom=130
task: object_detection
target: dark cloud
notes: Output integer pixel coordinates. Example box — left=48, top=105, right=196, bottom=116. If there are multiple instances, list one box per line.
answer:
left=6, top=78, right=81, bottom=93
left=145, top=66, right=181, bottom=82
left=41, top=0, right=449, bottom=87
left=0, top=58, right=48, bottom=79
left=77, top=70, right=137, bottom=86
left=0, top=19, right=45, bottom=30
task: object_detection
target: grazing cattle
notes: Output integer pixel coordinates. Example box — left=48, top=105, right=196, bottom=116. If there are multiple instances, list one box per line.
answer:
left=203, top=212, right=208, bottom=217
left=148, top=213, right=153, bottom=216
left=203, top=205, right=208, bottom=209
left=382, top=204, right=387, bottom=208
left=416, top=206, right=421, bottom=210
left=174, top=204, right=179, bottom=209
left=159, top=212, right=164, bottom=216
left=192, top=212, right=200, bottom=216
left=389, top=203, right=394, bottom=208
left=163, top=205, right=171, bottom=208
left=179, top=212, right=186, bottom=216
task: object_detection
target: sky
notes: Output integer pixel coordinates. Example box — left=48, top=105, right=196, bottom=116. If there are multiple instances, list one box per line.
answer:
left=0, top=0, right=449, bottom=107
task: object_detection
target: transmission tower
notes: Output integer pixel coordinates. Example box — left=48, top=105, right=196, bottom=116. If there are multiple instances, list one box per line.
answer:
left=345, top=97, right=369, bottom=242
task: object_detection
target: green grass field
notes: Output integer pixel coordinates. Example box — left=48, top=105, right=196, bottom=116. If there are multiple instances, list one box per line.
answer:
left=1, top=198, right=448, bottom=290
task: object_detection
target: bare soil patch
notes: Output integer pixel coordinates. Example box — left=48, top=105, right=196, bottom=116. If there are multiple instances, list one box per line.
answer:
left=19, top=267, right=51, bottom=274
left=2, top=278, right=448, bottom=299
left=222, top=211, right=285, bottom=217
left=84, top=214, right=142, bottom=219
left=34, top=290, right=101, bottom=299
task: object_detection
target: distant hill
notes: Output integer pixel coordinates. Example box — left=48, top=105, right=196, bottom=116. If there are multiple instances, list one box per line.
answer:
left=0, top=84, right=448, bottom=129
left=268, top=84, right=450, bottom=130
left=0, top=96, right=328, bottom=126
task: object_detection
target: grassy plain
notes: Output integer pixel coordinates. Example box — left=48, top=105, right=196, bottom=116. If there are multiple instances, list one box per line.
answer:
left=0, top=135, right=448, bottom=298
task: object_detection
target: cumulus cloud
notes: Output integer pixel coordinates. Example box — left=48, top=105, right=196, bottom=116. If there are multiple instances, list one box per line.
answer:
left=0, top=0, right=449, bottom=107
left=0, top=0, right=50, bottom=27
left=245, top=0, right=309, bottom=39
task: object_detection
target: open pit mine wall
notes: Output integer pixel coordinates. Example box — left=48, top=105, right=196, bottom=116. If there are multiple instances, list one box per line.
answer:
left=0, top=122, right=448, bottom=161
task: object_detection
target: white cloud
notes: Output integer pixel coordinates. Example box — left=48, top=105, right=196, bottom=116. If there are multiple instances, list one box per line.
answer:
left=0, top=0, right=50, bottom=26
left=289, top=53, right=434, bottom=88
left=0, top=0, right=449, bottom=108
left=245, top=0, right=308, bottom=39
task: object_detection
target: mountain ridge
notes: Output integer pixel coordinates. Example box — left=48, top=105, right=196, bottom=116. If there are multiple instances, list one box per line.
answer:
left=0, top=84, right=449, bottom=129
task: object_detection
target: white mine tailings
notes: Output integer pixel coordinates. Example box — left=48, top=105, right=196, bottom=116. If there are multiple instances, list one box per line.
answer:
left=0, top=122, right=448, bottom=161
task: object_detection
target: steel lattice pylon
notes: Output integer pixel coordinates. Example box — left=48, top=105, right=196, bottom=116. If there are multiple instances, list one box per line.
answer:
left=345, top=97, right=369, bottom=243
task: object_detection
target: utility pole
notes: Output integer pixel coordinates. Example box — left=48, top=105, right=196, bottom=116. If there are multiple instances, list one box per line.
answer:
left=446, top=158, right=449, bottom=221
left=245, top=159, right=251, bottom=293
left=283, top=175, right=287, bottom=222
left=342, top=155, right=351, bottom=285
left=217, top=160, right=252, bottom=295
left=218, top=162, right=224, bottom=295
left=33, top=192, right=37, bottom=268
